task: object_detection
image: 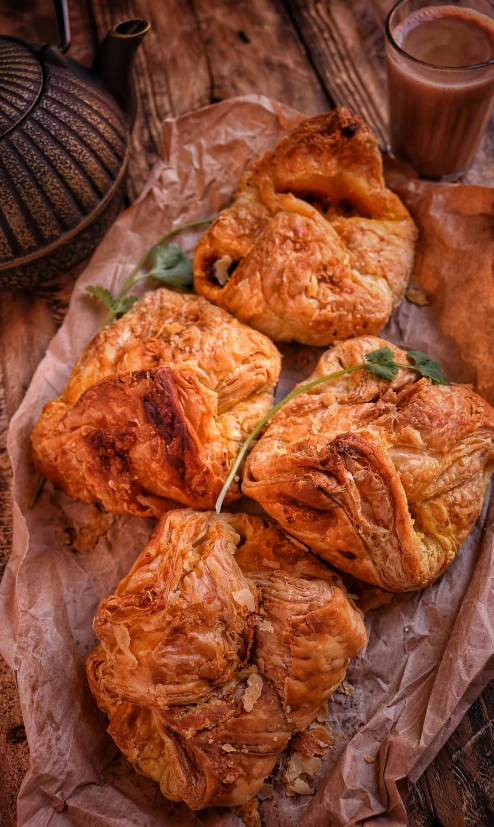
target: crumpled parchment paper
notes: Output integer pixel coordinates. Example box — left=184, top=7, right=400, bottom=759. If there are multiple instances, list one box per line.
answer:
left=1, top=95, right=493, bottom=827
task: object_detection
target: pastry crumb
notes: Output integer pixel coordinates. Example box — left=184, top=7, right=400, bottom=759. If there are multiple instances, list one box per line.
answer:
left=307, top=275, right=318, bottom=298
left=290, top=725, right=333, bottom=756
left=222, top=743, right=237, bottom=752
left=364, top=754, right=376, bottom=763
left=232, top=588, right=256, bottom=612
left=284, top=751, right=303, bottom=783
left=243, top=673, right=263, bottom=712
left=316, top=702, right=328, bottom=722
left=257, top=782, right=274, bottom=801
left=213, top=255, right=234, bottom=286
left=285, top=777, right=315, bottom=796
left=336, top=680, right=354, bottom=696
left=71, top=505, right=116, bottom=553
left=302, top=755, right=321, bottom=775
left=234, top=796, right=261, bottom=827
left=282, top=749, right=321, bottom=797
left=405, top=284, right=430, bottom=306
left=262, top=557, right=281, bottom=569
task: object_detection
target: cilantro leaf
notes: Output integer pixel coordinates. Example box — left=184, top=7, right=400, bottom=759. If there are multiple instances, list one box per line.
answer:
left=86, top=286, right=138, bottom=322
left=146, top=242, right=194, bottom=288
left=115, top=295, right=139, bottom=318
left=365, top=346, right=396, bottom=365
left=86, top=285, right=115, bottom=310
left=364, top=347, right=399, bottom=382
left=365, top=362, right=399, bottom=381
left=86, top=219, right=214, bottom=328
left=406, top=351, right=450, bottom=385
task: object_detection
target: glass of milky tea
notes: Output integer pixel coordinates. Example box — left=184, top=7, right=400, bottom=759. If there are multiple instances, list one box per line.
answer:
left=386, top=0, right=494, bottom=178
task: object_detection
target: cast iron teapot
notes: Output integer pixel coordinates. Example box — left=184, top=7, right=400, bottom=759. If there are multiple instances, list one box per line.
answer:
left=0, top=0, right=150, bottom=290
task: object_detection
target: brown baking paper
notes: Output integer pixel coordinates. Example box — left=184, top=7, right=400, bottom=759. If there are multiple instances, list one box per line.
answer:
left=1, top=95, right=493, bottom=827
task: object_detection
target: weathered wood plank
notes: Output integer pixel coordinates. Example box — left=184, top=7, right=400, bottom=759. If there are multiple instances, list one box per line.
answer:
left=405, top=683, right=494, bottom=827
left=0, top=0, right=95, bottom=580
left=192, top=0, right=329, bottom=115
left=411, top=681, right=494, bottom=826
left=0, top=657, right=29, bottom=824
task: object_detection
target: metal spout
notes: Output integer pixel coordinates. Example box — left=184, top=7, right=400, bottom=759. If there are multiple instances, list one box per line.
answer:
left=93, top=19, right=151, bottom=126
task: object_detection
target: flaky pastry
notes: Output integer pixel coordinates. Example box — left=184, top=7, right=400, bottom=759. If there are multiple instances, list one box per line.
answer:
left=86, top=510, right=367, bottom=809
left=31, top=289, right=280, bottom=516
left=243, top=337, right=494, bottom=591
left=194, top=107, right=417, bottom=346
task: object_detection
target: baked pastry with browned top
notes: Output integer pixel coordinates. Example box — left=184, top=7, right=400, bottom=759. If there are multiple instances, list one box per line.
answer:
left=31, top=289, right=281, bottom=516
left=86, top=510, right=367, bottom=809
left=243, top=336, right=494, bottom=591
left=194, top=107, right=417, bottom=346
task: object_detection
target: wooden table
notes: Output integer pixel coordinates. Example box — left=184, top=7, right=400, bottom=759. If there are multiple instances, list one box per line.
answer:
left=1, top=1, right=493, bottom=825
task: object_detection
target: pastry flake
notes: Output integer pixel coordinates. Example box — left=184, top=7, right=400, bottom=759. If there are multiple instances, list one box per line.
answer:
left=31, top=288, right=281, bottom=516
left=243, top=336, right=494, bottom=591
left=194, top=108, right=417, bottom=346
left=86, top=510, right=367, bottom=809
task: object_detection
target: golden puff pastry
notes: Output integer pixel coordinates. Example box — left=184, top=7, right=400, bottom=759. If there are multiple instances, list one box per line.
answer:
left=86, top=509, right=367, bottom=809
left=194, top=107, right=417, bottom=346
left=243, top=336, right=494, bottom=592
left=31, top=288, right=281, bottom=516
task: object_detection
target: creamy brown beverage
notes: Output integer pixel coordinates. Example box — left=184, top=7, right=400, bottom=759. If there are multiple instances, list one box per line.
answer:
left=386, top=2, right=494, bottom=178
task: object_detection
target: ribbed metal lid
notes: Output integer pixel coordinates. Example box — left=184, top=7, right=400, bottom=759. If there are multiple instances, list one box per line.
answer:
left=0, top=40, right=43, bottom=139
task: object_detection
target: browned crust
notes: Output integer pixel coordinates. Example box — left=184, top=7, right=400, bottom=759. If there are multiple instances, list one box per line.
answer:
left=243, top=336, right=494, bottom=591
left=86, top=510, right=367, bottom=809
left=31, top=288, right=281, bottom=517
left=194, top=108, right=417, bottom=346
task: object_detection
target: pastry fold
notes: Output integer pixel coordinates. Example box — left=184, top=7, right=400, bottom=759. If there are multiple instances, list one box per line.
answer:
left=86, top=510, right=367, bottom=809
left=194, top=107, right=417, bottom=346
left=243, top=337, right=494, bottom=591
left=31, top=288, right=281, bottom=516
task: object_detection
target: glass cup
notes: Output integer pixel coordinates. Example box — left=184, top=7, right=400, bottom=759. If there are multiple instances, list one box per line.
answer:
left=385, top=0, right=494, bottom=179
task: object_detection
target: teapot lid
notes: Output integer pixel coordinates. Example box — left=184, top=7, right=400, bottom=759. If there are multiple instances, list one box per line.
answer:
left=0, top=40, right=43, bottom=139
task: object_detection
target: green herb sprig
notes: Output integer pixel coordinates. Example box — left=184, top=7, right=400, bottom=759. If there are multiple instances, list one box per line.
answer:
left=215, top=346, right=449, bottom=513
left=86, top=218, right=214, bottom=327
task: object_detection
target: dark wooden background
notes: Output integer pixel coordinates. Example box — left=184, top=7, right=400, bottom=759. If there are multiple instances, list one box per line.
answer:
left=0, top=1, right=493, bottom=825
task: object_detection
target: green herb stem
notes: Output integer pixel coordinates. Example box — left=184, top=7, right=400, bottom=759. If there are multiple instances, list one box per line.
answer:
left=96, top=217, right=214, bottom=328
left=215, top=364, right=364, bottom=513
left=101, top=305, right=117, bottom=329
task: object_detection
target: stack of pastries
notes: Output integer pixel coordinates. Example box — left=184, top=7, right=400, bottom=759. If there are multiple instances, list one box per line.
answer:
left=31, top=107, right=494, bottom=813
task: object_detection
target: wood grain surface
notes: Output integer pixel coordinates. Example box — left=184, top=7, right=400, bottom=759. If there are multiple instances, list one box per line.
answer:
left=0, top=1, right=493, bottom=825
